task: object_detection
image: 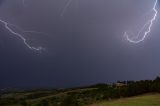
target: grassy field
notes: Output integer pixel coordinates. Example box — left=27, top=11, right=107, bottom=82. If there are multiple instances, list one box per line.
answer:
left=91, top=94, right=160, bottom=106
left=0, top=88, right=98, bottom=106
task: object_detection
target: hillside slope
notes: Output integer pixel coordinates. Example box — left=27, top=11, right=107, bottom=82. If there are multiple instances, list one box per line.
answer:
left=91, top=94, right=160, bottom=106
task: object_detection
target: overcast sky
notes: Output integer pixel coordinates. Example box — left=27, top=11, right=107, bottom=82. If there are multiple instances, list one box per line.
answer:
left=0, top=0, right=160, bottom=89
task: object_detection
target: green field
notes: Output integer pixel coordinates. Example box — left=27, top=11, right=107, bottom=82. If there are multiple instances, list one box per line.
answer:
left=91, top=94, right=160, bottom=106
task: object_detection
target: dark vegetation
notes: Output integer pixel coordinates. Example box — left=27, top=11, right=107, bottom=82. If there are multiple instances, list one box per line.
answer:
left=0, top=76, right=160, bottom=106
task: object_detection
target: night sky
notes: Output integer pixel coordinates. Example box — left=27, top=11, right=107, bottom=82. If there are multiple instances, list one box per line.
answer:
left=0, top=0, right=160, bottom=89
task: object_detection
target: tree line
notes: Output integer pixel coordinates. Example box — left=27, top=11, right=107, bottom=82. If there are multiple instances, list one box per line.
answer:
left=0, top=76, right=160, bottom=106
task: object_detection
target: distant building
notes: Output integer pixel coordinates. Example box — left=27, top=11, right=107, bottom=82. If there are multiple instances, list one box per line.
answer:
left=116, top=82, right=127, bottom=88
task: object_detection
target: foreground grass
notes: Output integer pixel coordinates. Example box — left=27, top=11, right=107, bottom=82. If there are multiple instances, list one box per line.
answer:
left=91, top=94, right=160, bottom=106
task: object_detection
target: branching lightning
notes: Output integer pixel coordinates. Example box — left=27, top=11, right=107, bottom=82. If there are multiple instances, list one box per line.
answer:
left=0, top=19, right=44, bottom=51
left=0, top=0, right=48, bottom=51
left=124, top=0, right=158, bottom=43
left=1, top=0, right=157, bottom=51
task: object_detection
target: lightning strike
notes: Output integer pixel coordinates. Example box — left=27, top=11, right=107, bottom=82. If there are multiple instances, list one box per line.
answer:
left=61, top=0, right=73, bottom=17
left=0, top=0, right=50, bottom=51
left=124, top=0, right=158, bottom=43
left=0, top=19, right=44, bottom=51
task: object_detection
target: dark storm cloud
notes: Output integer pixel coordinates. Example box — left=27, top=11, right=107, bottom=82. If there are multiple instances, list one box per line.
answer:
left=0, top=0, right=160, bottom=88
left=0, top=0, right=4, bottom=4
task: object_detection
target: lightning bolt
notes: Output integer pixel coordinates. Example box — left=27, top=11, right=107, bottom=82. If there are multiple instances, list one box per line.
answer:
left=124, top=0, right=158, bottom=43
left=61, top=0, right=73, bottom=17
left=0, top=0, right=49, bottom=51
left=0, top=19, right=45, bottom=51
